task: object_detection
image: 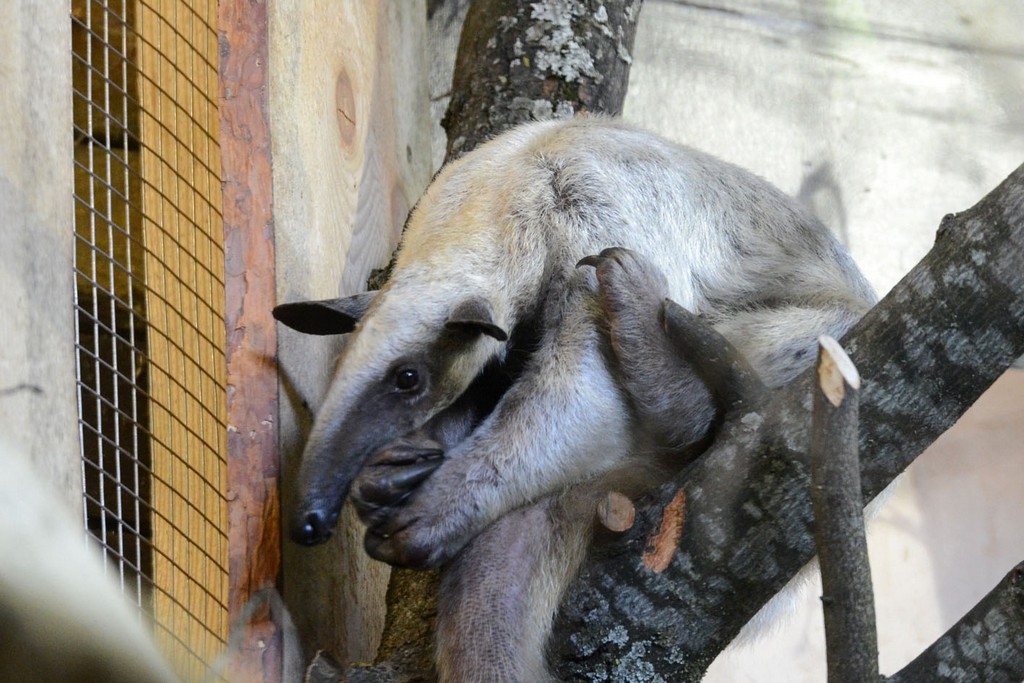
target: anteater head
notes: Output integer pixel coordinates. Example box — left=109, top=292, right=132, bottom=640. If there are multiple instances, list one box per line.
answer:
left=273, top=135, right=550, bottom=546
left=273, top=279, right=509, bottom=546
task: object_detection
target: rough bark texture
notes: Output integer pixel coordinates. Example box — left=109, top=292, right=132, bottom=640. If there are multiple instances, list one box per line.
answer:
left=548, top=165, right=1024, bottom=680
left=810, top=338, right=879, bottom=683
left=369, top=569, right=442, bottom=683
left=888, top=561, right=1024, bottom=683
left=444, top=0, right=642, bottom=160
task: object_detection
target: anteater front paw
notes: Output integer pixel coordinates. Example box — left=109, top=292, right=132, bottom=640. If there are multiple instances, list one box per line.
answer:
left=350, top=435, right=443, bottom=528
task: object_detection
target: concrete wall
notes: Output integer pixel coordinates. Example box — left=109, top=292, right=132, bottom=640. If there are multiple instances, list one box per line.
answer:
left=0, top=0, right=80, bottom=509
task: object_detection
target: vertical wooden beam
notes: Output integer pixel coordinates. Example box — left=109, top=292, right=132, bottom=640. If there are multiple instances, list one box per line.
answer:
left=218, top=1, right=282, bottom=681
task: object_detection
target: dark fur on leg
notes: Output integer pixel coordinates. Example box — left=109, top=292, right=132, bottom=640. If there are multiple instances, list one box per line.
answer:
left=581, top=247, right=763, bottom=453
left=436, top=483, right=617, bottom=683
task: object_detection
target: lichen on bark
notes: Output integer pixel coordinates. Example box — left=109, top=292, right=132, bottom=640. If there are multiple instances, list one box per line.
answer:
left=444, top=0, right=642, bottom=159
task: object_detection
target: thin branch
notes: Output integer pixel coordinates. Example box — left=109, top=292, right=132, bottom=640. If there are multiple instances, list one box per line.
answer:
left=811, top=336, right=879, bottom=683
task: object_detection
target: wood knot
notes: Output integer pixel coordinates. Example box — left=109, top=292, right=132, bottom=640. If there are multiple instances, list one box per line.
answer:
left=335, top=71, right=356, bottom=148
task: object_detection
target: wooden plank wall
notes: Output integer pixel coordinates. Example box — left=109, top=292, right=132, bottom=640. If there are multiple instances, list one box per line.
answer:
left=269, top=1, right=432, bottom=668
left=138, top=0, right=229, bottom=679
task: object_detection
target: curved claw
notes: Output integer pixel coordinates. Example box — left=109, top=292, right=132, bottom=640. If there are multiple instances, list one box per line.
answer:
left=372, top=446, right=443, bottom=467
left=576, top=247, right=626, bottom=270
left=354, top=459, right=443, bottom=509
left=364, top=435, right=444, bottom=467
left=364, top=527, right=438, bottom=569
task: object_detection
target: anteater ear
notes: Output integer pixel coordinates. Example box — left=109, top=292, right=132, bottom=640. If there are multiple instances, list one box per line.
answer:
left=445, top=297, right=508, bottom=342
left=273, top=291, right=377, bottom=335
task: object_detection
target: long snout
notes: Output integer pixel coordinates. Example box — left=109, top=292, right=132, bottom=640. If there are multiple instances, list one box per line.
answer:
left=289, top=389, right=407, bottom=546
left=290, top=451, right=357, bottom=546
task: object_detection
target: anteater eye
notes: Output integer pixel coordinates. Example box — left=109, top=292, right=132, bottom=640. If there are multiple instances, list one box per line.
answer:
left=394, top=368, right=420, bottom=392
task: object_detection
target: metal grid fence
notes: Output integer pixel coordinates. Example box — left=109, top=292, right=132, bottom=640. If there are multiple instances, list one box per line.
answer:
left=71, top=0, right=228, bottom=679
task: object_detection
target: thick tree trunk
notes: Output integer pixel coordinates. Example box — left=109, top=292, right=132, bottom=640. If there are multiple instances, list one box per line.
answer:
left=444, top=0, right=642, bottom=159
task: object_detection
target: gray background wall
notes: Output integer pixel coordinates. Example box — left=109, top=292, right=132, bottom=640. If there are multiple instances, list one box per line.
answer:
left=0, top=0, right=79, bottom=509
left=624, top=2, right=1024, bottom=679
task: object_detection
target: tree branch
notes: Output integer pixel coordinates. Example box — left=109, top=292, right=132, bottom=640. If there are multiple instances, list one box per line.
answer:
left=889, top=561, right=1024, bottom=682
left=811, top=336, right=879, bottom=683
left=549, top=165, right=1024, bottom=680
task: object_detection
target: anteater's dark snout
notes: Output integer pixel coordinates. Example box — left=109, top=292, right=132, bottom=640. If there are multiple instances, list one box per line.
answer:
left=291, top=508, right=339, bottom=546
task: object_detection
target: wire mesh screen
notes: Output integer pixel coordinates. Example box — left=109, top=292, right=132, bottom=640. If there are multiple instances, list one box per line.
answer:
left=72, top=0, right=228, bottom=679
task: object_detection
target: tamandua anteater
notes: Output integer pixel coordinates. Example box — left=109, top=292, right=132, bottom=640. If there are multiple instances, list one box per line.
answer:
left=273, top=117, right=876, bottom=681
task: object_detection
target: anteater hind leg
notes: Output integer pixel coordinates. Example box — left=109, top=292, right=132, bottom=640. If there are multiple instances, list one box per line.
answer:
left=435, top=492, right=594, bottom=683
left=581, top=247, right=763, bottom=452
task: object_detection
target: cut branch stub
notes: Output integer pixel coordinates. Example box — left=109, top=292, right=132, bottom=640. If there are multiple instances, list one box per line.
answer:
left=598, top=491, right=636, bottom=532
left=810, top=336, right=879, bottom=683
left=817, top=335, right=860, bottom=407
